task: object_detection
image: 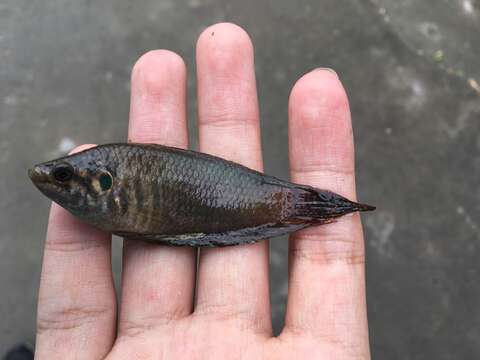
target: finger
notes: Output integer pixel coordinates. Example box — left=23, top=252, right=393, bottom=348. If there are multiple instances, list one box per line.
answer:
left=35, top=145, right=116, bottom=359
left=283, top=70, right=370, bottom=356
left=194, top=23, right=271, bottom=334
left=118, top=50, right=196, bottom=337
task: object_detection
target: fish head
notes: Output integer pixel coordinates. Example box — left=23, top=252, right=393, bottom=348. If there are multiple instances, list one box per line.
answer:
left=28, top=147, right=117, bottom=218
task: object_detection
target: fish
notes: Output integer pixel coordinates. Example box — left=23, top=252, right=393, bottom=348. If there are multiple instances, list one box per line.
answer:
left=28, top=143, right=375, bottom=247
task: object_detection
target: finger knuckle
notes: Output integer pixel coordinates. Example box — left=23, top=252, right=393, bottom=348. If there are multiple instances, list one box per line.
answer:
left=291, top=233, right=365, bottom=265
left=199, top=111, right=258, bottom=128
left=37, top=304, right=113, bottom=333
left=119, top=310, right=189, bottom=339
left=193, top=302, right=269, bottom=335
left=44, top=235, right=104, bottom=253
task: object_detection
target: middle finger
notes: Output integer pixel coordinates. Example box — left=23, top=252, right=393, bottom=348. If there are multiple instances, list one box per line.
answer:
left=194, top=23, right=271, bottom=335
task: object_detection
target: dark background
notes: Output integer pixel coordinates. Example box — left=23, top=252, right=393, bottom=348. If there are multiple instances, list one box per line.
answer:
left=1, top=0, right=479, bottom=358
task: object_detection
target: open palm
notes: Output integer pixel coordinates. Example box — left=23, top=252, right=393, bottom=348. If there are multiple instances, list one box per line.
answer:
left=35, top=23, right=370, bottom=359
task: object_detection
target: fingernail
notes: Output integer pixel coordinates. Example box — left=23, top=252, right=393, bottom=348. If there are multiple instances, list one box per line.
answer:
left=313, top=67, right=338, bottom=77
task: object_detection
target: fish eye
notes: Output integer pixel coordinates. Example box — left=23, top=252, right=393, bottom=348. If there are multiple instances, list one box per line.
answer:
left=52, top=164, right=74, bottom=183
left=99, top=172, right=113, bottom=191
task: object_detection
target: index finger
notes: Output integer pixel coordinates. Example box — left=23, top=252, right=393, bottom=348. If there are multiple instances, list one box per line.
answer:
left=117, top=50, right=196, bottom=340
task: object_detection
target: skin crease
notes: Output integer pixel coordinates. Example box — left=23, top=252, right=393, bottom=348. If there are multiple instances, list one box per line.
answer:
left=34, top=23, right=371, bottom=359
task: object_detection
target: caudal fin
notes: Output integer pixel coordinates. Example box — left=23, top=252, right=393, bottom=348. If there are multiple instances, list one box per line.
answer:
left=291, top=186, right=375, bottom=222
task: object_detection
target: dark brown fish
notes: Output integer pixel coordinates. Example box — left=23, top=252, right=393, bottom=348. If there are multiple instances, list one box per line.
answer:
left=28, top=143, right=375, bottom=246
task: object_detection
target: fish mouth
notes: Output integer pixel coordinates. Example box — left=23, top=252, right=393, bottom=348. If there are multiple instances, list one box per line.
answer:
left=28, top=164, right=51, bottom=184
left=28, top=163, right=67, bottom=204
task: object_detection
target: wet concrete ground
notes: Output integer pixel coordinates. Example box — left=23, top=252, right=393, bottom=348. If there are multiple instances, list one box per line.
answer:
left=1, top=0, right=479, bottom=358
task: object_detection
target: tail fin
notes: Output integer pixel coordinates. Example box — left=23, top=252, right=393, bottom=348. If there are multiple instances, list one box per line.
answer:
left=291, top=186, right=375, bottom=222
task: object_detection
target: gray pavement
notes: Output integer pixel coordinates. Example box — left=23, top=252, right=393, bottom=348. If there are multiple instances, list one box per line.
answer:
left=1, top=0, right=479, bottom=358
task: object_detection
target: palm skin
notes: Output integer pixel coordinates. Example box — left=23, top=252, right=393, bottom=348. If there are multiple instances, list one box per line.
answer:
left=34, top=23, right=371, bottom=359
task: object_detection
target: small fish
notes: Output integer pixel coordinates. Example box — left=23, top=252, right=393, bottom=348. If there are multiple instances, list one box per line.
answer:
left=29, top=143, right=375, bottom=247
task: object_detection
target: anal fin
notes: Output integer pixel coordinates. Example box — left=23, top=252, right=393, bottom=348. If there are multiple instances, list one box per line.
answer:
left=114, top=222, right=308, bottom=247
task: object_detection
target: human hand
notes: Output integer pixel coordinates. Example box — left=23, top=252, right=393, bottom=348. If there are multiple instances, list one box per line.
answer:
left=34, top=23, right=370, bottom=359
